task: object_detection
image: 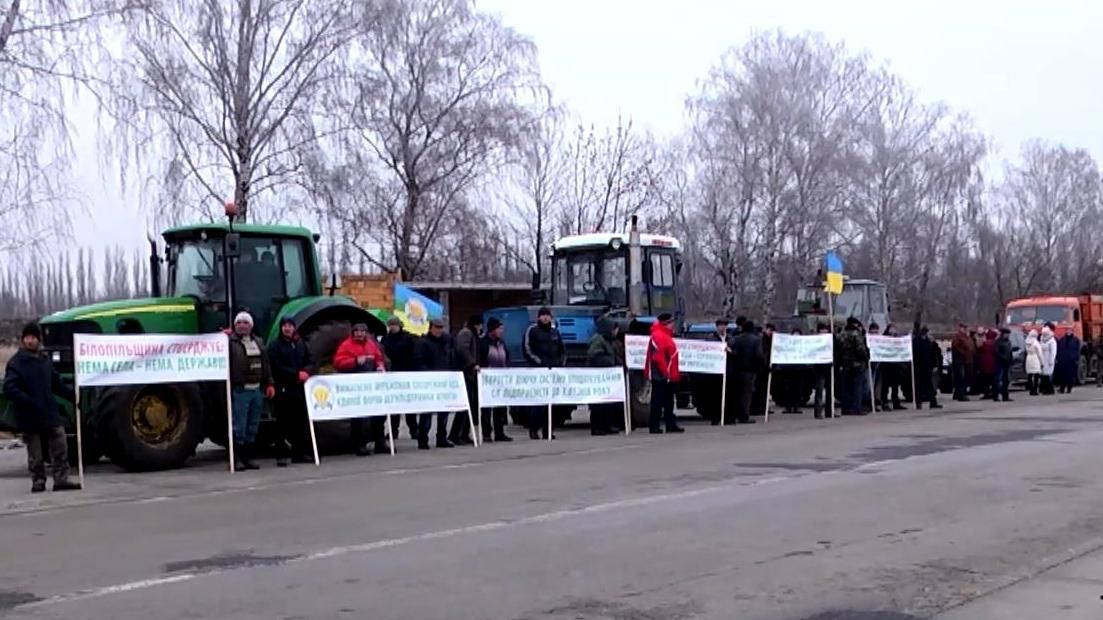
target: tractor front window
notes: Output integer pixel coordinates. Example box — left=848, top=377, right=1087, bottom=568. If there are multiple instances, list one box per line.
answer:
left=169, top=240, right=225, bottom=302
left=552, top=251, right=627, bottom=307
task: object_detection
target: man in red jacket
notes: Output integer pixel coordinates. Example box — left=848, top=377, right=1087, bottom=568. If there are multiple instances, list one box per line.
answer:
left=645, top=313, right=684, bottom=434
left=333, top=323, right=387, bottom=456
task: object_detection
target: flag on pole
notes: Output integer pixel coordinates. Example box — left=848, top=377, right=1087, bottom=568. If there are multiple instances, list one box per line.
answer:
left=824, top=251, right=844, bottom=295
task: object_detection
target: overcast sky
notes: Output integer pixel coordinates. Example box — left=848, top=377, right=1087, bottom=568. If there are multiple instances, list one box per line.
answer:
left=68, top=0, right=1103, bottom=251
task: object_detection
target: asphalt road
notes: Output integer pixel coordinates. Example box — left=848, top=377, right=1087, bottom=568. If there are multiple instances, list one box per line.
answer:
left=4, top=392, right=1103, bottom=620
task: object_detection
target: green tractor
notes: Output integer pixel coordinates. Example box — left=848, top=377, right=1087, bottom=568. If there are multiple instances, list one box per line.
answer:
left=1, top=222, right=383, bottom=471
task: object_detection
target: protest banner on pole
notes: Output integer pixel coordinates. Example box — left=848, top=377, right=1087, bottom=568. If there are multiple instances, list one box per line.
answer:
left=626, top=334, right=727, bottom=426
left=303, top=371, right=472, bottom=461
left=73, top=333, right=231, bottom=482
left=479, top=367, right=627, bottom=440
left=767, top=333, right=836, bottom=422
left=866, top=334, right=917, bottom=410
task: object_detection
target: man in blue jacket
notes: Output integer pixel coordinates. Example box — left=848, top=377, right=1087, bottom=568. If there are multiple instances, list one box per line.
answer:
left=3, top=323, right=81, bottom=493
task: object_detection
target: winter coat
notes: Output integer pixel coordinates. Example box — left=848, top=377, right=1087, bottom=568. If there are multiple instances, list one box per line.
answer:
left=644, top=321, right=680, bottom=383
left=951, top=332, right=976, bottom=366
left=729, top=330, right=765, bottom=374
left=229, top=333, right=273, bottom=388
left=522, top=322, right=565, bottom=368
left=977, top=333, right=997, bottom=375
left=1055, top=333, right=1081, bottom=386
left=1024, top=333, right=1043, bottom=375
left=3, top=348, right=74, bottom=433
left=996, top=334, right=1014, bottom=366
left=333, top=336, right=386, bottom=373
left=381, top=330, right=418, bottom=372
left=478, top=335, right=510, bottom=369
left=1039, top=328, right=1057, bottom=376
left=267, top=335, right=313, bottom=388
left=415, top=332, right=455, bottom=372
left=454, top=327, right=479, bottom=372
left=587, top=318, right=617, bottom=367
left=836, top=327, right=869, bottom=369
left=913, top=334, right=935, bottom=373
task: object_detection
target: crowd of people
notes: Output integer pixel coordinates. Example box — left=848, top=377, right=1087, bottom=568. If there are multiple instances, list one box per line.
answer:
left=3, top=307, right=1096, bottom=492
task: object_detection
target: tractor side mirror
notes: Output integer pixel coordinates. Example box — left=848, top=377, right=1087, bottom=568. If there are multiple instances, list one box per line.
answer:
left=225, top=233, right=241, bottom=259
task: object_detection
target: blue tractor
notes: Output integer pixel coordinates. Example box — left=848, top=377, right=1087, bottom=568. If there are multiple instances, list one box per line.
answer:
left=485, top=216, right=686, bottom=428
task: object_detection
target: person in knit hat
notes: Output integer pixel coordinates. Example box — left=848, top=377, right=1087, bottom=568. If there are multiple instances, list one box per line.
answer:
left=228, top=311, right=274, bottom=470
left=266, top=317, right=314, bottom=466
left=477, top=317, right=512, bottom=442
left=3, top=323, right=81, bottom=493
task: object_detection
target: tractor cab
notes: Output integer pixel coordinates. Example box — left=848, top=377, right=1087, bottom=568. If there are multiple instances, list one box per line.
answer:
left=550, top=232, right=682, bottom=318
left=793, top=278, right=889, bottom=331
left=162, top=224, right=321, bottom=338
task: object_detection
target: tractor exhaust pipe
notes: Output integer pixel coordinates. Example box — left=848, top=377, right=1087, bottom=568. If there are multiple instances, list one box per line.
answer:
left=628, top=215, right=643, bottom=318
left=148, top=234, right=162, bottom=298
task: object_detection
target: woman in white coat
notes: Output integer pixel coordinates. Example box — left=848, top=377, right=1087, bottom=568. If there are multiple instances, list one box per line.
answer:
left=1025, top=330, right=1043, bottom=396
left=1040, top=326, right=1058, bottom=395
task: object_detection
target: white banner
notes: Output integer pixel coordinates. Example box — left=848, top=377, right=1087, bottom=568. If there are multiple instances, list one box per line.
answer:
left=304, top=371, right=469, bottom=421
left=624, top=335, right=727, bottom=374
left=867, top=334, right=914, bottom=363
left=769, top=333, right=834, bottom=365
left=478, top=367, right=627, bottom=407
left=73, top=333, right=229, bottom=387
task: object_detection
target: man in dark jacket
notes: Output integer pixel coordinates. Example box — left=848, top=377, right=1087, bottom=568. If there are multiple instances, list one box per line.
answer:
left=229, top=311, right=275, bottom=470
left=812, top=323, right=833, bottom=419
left=451, top=315, right=482, bottom=445
left=752, top=323, right=775, bottom=417
left=1055, top=330, right=1081, bottom=394
left=3, top=323, right=81, bottom=493
left=950, top=323, right=975, bottom=402
left=522, top=307, right=565, bottom=439
left=586, top=317, right=619, bottom=435
left=478, top=317, right=512, bottom=442
left=912, top=326, right=943, bottom=410
left=266, top=317, right=314, bottom=466
left=382, top=317, right=419, bottom=439
left=837, top=318, right=869, bottom=415
left=994, top=328, right=1014, bottom=402
left=700, top=318, right=730, bottom=425
left=415, top=319, right=456, bottom=449
left=729, top=320, right=764, bottom=424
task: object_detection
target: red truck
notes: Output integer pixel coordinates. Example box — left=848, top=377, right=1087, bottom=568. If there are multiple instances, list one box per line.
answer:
left=1004, top=294, right=1103, bottom=381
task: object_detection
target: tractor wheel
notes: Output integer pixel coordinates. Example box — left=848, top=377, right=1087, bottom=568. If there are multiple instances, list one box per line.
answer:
left=304, top=320, right=352, bottom=373
left=1078, top=355, right=1088, bottom=384
left=98, top=383, right=205, bottom=472
left=67, top=435, right=102, bottom=467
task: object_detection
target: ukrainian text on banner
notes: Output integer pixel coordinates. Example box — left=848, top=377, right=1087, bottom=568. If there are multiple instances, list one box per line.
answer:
left=73, top=333, right=229, bottom=387
left=478, top=367, right=627, bottom=408
left=770, top=333, right=834, bottom=365
left=866, top=334, right=914, bottom=363
left=624, top=335, right=727, bottom=374
left=304, top=371, right=468, bottom=422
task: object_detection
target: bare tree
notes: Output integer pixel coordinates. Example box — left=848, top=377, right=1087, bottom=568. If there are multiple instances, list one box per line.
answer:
left=502, top=113, right=563, bottom=284
left=111, top=0, right=361, bottom=222
left=0, top=0, right=128, bottom=252
left=316, top=0, right=543, bottom=281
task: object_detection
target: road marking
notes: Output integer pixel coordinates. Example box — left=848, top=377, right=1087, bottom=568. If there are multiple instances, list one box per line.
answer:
left=14, top=474, right=798, bottom=611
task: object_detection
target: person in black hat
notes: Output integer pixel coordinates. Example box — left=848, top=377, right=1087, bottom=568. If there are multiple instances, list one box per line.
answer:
left=3, top=323, right=81, bottom=492
left=382, top=316, right=419, bottom=440
left=415, top=318, right=457, bottom=449
left=478, top=317, right=512, bottom=441
left=522, top=307, right=565, bottom=439
left=267, top=317, right=314, bottom=466
left=700, top=318, right=731, bottom=425
left=645, top=312, right=684, bottom=434
left=729, top=320, right=763, bottom=423
left=450, top=315, right=483, bottom=445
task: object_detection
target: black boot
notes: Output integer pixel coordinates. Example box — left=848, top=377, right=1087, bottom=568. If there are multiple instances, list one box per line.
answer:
left=529, top=429, right=540, bottom=440
left=242, top=444, right=260, bottom=470
left=31, top=480, right=46, bottom=493
left=233, top=443, right=247, bottom=471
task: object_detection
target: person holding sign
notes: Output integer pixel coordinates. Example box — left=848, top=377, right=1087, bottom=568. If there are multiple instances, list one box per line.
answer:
left=729, top=320, right=764, bottom=424
left=415, top=319, right=458, bottom=449
left=645, top=313, right=684, bottom=434
left=837, top=318, right=869, bottom=416
left=228, top=312, right=275, bottom=470
left=267, top=318, right=315, bottom=467
left=522, top=307, right=566, bottom=440
left=334, top=322, right=388, bottom=456
left=3, top=323, right=81, bottom=493
left=477, top=318, right=512, bottom=442
left=586, top=318, right=620, bottom=436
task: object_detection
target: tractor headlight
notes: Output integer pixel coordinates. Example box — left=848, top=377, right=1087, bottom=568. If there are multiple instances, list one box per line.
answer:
left=610, top=238, right=623, bottom=251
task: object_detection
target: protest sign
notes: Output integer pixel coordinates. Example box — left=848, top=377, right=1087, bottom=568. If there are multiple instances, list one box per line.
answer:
left=478, top=367, right=627, bottom=407
left=73, top=333, right=229, bottom=386
left=72, top=333, right=232, bottom=483
left=769, top=333, right=834, bottom=366
left=866, top=335, right=913, bottom=363
left=624, top=335, right=727, bottom=374
left=303, top=371, right=475, bottom=459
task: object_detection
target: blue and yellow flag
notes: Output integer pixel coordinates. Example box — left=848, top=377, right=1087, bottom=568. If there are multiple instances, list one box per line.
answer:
left=824, top=251, right=844, bottom=295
